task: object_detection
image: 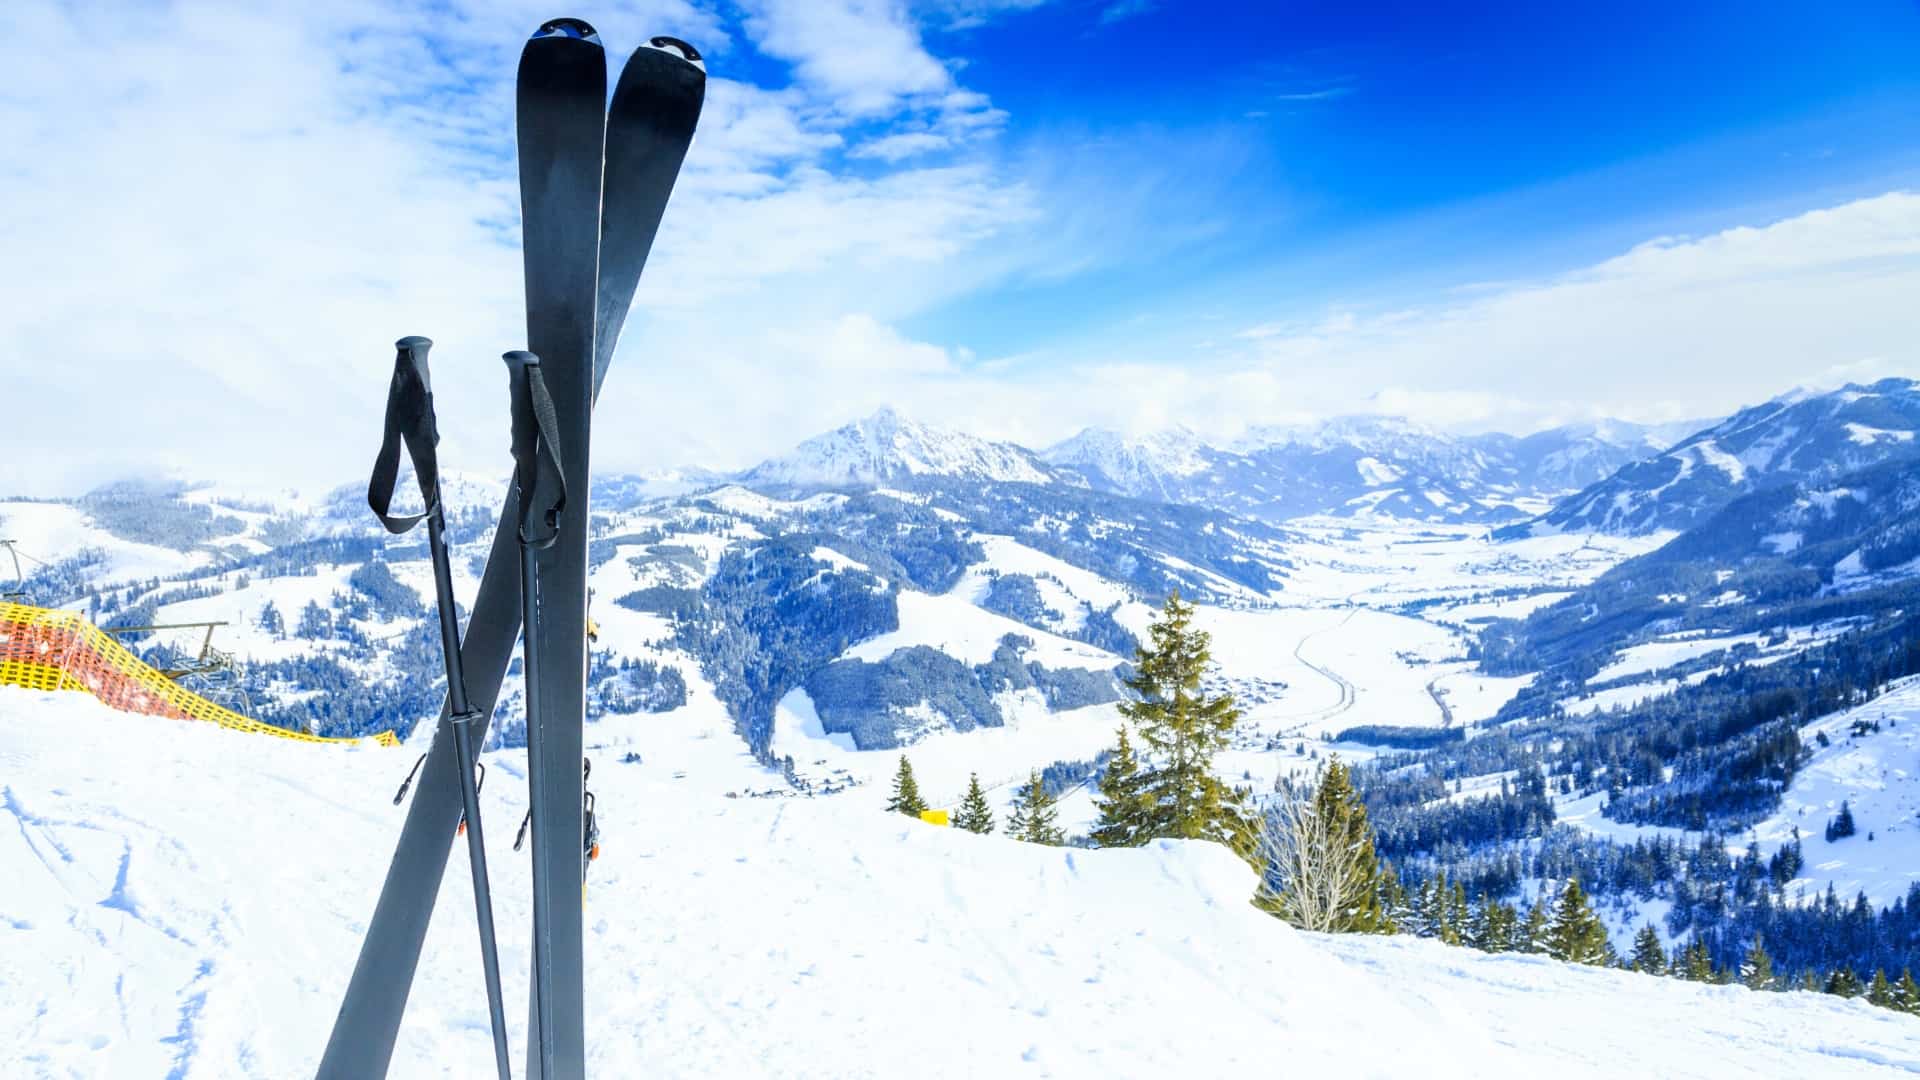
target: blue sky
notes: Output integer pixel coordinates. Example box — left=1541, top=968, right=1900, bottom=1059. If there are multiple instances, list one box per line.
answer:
left=2, top=0, right=1919, bottom=496
left=906, top=0, right=1920, bottom=355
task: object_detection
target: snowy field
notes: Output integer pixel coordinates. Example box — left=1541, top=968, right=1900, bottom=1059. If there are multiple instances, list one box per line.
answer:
left=4, top=689, right=1919, bottom=1079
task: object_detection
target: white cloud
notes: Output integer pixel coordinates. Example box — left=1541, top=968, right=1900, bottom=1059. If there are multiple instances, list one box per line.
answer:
left=850, top=131, right=953, bottom=161
left=0, top=0, right=1033, bottom=498
left=1271, top=87, right=1352, bottom=102
left=1224, top=191, right=1920, bottom=430
left=740, top=0, right=956, bottom=117
left=1099, top=0, right=1157, bottom=25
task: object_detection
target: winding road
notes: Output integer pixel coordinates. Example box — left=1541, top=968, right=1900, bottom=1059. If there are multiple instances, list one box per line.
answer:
left=1275, top=604, right=1360, bottom=730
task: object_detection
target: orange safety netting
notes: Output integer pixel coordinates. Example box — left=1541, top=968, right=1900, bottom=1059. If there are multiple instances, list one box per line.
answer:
left=0, top=600, right=398, bottom=748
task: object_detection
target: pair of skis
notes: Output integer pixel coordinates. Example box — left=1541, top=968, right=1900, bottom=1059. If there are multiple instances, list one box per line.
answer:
left=320, top=19, right=704, bottom=1080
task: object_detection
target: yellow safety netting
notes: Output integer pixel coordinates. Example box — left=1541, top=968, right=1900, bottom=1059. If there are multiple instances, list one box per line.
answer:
left=0, top=601, right=397, bottom=748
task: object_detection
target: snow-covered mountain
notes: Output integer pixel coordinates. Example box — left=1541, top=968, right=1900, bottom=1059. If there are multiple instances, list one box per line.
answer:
left=1040, top=425, right=1213, bottom=503
left=1510, top=379, right=1920, bottom=536
left=725, top=407, right=1696, bottom=523
left=1045, top=414, right=1695, bottom=524
left=1502, top=419, right=1704, bottom=494
left=739, top=406, right=1060, bottom=490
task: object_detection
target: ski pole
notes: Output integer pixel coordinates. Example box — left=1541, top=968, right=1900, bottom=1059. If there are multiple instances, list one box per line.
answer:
left=370, top=335, right=513, bottom=1080
left=502, top=348, right=568, bottom=1076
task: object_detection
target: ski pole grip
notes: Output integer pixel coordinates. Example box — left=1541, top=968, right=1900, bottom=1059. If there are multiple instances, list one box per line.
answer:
left=503, top=350, right=567, bottom=548
left=368, top=336, right=442, bottom=534
left=395, top=335, right=433, bottom=393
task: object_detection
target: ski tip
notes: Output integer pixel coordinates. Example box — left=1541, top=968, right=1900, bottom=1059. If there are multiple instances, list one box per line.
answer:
left=532, top=17, right=601, bottom=45
left=395, top=335, right=432, bottom=353
left=646, top=35, right=704, bottom=69
left=502, top=349, right=542, bottom=370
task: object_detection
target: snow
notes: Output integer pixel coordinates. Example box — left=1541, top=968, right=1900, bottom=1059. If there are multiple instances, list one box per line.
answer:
left=1589, top=623, right=1860, bottom=687
left=1355, top=456, right=1403, bottom=486
left=1424, top=590, right=1574, bottom=626
left=0, top=500, right=207, bottom=585
left=1041, top=426, right=1212, bottom=490
left=1762, top=530, right=1804, bottom=555
left=1691, top=439, right=1748, bottom=482
left=743, top=407, right=1054, bottom=488
left=848, top=586, right=1121, bottom=669
left=1560, top=679, right=1681, bottom=717
left=1318, top=933, right=1920, bottom=1079
left=771, top=687, right=1123, bottom=827
left=946, top=534, right=1148, bottom=637
left=1429, top=669, right=1535, bottom=726
left=4, top=688, right=1918, bottom=1079
left=1845, top=423, right=1916, bottom=446
left=1591, top=633, right=1763, bottom=685
left=1741, top=676, right=1920, bottom=908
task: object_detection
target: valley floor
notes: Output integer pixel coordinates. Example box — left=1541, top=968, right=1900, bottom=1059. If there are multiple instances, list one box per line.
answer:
left=3, top=688, right=1917, bottom=1079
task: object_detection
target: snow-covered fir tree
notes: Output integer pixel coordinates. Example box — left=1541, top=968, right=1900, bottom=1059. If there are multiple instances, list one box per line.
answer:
left=885, top=755, right=926, bottom=817
left=1520, top=900, right=1551, bottom=955
left=1631, top=925, right=1666, bottom=975
left=1740, top=938, right=1774, bottom=990
left=1545, top=878, right=1609, bottom=966
left=1867, top=969, right=1895, bottom=1008
left=1006, top=770, right=1064, bottom=846
left=1119, top=591, right=1255, bottom=861
left=1089, top=726, right=1149, bottom=847
left=954, top=773, right=994, bottom=835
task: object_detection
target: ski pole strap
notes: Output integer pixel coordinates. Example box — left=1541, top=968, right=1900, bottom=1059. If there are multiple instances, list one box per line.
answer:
left=503, top=350, right=567, bottom=549
left=368, top=336, right=442, bottom=535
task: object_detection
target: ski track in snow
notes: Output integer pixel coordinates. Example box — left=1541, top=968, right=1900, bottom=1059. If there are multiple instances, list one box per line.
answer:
left=6, top=689, right=1920, bottom=1079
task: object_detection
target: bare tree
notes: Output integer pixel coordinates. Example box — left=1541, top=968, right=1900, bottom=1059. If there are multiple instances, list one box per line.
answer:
left=1255, top=761, right=1388, bottom=933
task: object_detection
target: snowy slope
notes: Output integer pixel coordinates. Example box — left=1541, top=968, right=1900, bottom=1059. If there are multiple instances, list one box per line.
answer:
left=4, top=689, right=1918, bottom=1079
left=1744, top=676, right=1920, bottom=908
left=0, top=499, right=209, bottom=584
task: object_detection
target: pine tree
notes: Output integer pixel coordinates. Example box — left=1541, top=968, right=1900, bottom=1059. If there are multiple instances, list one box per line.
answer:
left=1740, top=938, right=1774, bottom=991
left=258, top=600, right=284, bottom=639
left=1471, top=896, right=1518, bottom=954
left=1679, top=940, right=1715, bottom=982
left=884, top=755, right=927, bottom=817
left=1520, top=900, right=1551, bottom=955
left=1006, top=770, right=1064, bottom=846
left=954, top=773, right=994, bottom=834
left=1896, top=969, right=1920, bottom=1015
left=1825, top=967, right=1862, bottom=998
left=1826, top=800, right=1857, bottom=842
left=296, top=599, right=330, bottom=640
left=1441, top=880, right=1469, bottom=946
left=1377, top=864, right=1411, bottom=931
left=1630, top=924, right=1666, bottom=975
left=1119, top=591, right=1256, bottom=860
left=1089, top=726, right=1149, bottom=847
left=1546, top=878, right=1610, bottom=966
left=1867, top=969, right=1895, bottom=1009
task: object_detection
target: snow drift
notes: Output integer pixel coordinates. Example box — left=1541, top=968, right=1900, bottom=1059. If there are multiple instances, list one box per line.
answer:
left=1, top=688, right=1915, bottom=1078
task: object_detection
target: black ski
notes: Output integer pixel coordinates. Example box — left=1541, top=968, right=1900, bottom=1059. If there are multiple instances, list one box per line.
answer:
left=317, top=24, right=703, bottom=1080
left=515, top=18, right=605, bottom=1080
left=597, top=37, right=705, bottom=375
